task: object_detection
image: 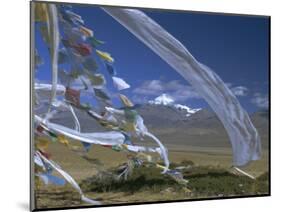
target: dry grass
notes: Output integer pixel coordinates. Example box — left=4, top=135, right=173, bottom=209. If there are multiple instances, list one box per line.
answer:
left=34, top=140, right=269, bottom=209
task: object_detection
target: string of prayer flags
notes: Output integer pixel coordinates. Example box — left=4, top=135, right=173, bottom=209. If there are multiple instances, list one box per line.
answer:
left=34, top=5, right=184, bottom=206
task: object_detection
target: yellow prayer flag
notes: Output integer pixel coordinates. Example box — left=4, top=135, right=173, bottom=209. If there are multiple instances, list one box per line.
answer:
left=121, top=122, right=136, bottom=132
left=96, top=50, right=114, bottom=63
left=79, top=26, right=94, bottom=37
left=57, top=135, right=69, bottom=146
left=35, top=137, right=50, bottom=151
left=119, top=94, right=134, bottom=107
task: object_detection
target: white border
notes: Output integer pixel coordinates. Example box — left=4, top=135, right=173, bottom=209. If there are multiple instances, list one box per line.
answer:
left=1, top=0, right=280, bottom=211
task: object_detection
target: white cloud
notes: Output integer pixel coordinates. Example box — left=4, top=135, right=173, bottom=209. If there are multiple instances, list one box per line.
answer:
left=133, top=80, right=163, bottom=96
left=231, top=86, right=249, bottom=96
left=133, top=79, right=201, bottom=102
left=131, top=95, right=151, bottom=104
left=251, top=93, right=268, bottom=109
left=226, top=83, right=249, bottom=97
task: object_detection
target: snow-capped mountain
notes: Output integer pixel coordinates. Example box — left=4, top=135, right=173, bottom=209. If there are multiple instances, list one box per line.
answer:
left=148, top=93, right=175, bottom=105
left=148, top=93, right=201, bottom=117
left=174, top=104, right=201, bottom=117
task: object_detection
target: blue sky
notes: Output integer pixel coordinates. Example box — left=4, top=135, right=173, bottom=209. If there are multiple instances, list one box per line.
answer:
left=35, top=4, right=269, bottom=113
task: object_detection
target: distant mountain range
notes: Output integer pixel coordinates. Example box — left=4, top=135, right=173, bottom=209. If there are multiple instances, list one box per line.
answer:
left=137, top=103, right=269, bottom=148
left=40, top=94, right=269, bottom=149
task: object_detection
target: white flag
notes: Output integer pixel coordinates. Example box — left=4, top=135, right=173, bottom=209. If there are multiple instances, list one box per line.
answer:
left=112, top=76, right=130, bottom=90
left=103, top=8, right=261, bottom=167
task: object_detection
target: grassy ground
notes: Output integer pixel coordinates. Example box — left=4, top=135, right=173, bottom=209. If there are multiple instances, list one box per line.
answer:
left=34, top=141, right=269, bottom=209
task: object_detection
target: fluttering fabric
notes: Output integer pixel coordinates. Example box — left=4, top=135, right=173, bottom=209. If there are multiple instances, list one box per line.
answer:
left=45, top=4, right=59, bottom=115
left=35, top=151, right=101, bottom=205
left=103, top=8, right=261, bottom=166
left=35, top=83, right=65, bottom=96
left=112, top=76, right=130, bottom=90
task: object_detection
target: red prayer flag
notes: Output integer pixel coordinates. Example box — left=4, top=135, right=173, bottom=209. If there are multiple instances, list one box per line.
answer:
left=73, top=43, right=92, bottom=56
left=65, top=87, right=81, bottom=106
